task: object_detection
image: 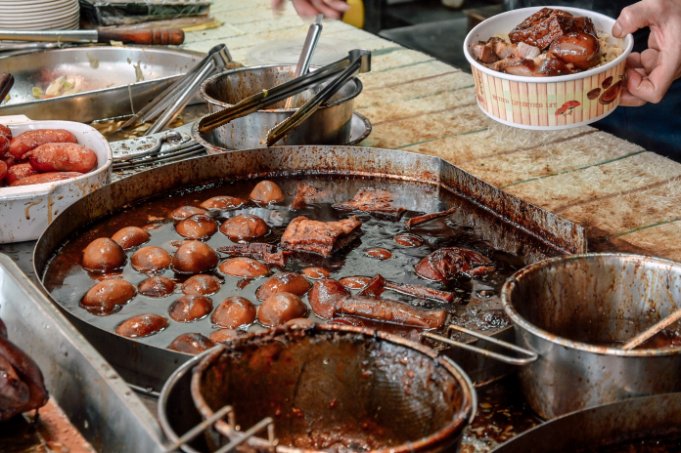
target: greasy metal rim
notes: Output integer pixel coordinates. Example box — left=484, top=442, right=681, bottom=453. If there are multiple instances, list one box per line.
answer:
left=199, top=63, right=363, bottom=112
left=190, top=324, right=477, bottom=453
left=501, top=253, right=681, bottom=357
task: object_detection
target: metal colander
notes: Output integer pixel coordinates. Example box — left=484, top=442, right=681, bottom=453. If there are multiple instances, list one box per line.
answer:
left=190, top=325, right=476, bottom=452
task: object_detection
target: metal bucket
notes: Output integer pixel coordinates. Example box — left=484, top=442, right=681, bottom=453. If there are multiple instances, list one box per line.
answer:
left=190, top=325, right=477, bottom=452
left=501, top=253, right=681, bottom=419
left=198, top=64, right=362, bottom=148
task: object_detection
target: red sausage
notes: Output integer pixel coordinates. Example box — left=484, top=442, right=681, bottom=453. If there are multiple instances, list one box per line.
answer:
left=0, top=124, right=11, bottom=139
left=6, top=163, right=37, bottom=185
left=9, top=172, right=83, bottom=186
left=27, top=143, right=97, bottom=173
left=8, top=129, right=77, bottom=159
left=0, top=160, right=6, bottom=184
left=0, top=135, right=9, bottom=158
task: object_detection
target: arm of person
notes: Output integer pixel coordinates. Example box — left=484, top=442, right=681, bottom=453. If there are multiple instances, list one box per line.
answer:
left=272, top=0, right=349, bottom=19
left=613, top=0, right=681, bottom=106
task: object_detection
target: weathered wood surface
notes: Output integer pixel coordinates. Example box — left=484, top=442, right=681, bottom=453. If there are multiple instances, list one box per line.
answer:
left=184, top=0, right=681, bottom=261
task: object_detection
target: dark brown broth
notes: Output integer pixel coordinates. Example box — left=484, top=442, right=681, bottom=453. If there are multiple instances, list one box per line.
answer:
left=43, top=176, right=530, bottom=351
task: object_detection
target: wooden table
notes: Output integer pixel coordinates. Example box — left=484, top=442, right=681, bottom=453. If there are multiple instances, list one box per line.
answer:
left=183, top=1, right=681, bottom=260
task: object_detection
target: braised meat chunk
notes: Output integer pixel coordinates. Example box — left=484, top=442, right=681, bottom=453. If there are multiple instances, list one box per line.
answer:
left=416, top=247, right=494, bottom=282
left=333, top=188, right=405, bottom=218
left=509, top=7, right=577, bottom=50
left=281, top=215, right=362, bottom=257
left=217, top=243, right=287, bottom=267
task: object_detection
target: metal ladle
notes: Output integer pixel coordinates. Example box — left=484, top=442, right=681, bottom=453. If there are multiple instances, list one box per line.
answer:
left=284, top=14, right=323, bottom=109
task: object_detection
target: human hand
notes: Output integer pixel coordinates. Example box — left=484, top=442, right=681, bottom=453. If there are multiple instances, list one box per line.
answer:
left=271, top=0, right=349, bottom=20
left=612, top=0, right=681, bottom=106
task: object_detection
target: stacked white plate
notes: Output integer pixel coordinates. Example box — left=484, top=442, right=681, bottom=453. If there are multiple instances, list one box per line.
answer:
left=0, top=0, right=80, bottom=31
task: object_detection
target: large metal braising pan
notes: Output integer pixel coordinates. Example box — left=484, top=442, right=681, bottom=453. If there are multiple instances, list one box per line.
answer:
left=0, top=46, right=203, bottom=122
left=493, top=392, right=681, bottom=452
left=32, top=146, right=585, bottom=391
left=0, top=254, right=164, bottom=451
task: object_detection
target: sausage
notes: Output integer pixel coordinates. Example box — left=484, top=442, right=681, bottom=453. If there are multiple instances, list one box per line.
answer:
left=81, top=279, right=136, bottom=315
left=0, top=124, right=11, bottom=140
left=9, top=171, right=82, bottom=186
left=168, top=333, right=215, bottom=354
left=211, top=296, right=256, bottom=328
left=26, top=142, right=97, bottom=173
left=218, top=257, right=269, bottom=278
left=131, top=246, right=172, bottom=274
left=249, top=180, right=284, bottom=204
left=115, top=313, right=169, bottom=338
left=172, top=240, right=219, bottom=274
left=0, top=160, right=6, bottom=184
left=6, top=163, right=37, bottom=185
left=301, top=267, right=330, bottom=279
left=8, top=129, right=77, bottom=159
left=82, top=237, right=126, bottom=273
left=255, top=272, right=311, bottom=301
left=257, top=292, right=307, bottom=327
left=168, top=295, right=213, bottom=322
left=338, top=275, right=372, bottom=290
left=0, top=135, right=9, bottom=158
left=111, top=226, right=150, bottom=250
left=138, top=276, right=176, bottom=298
left=182, top=274, right=221, bottom=295
left=334, top=296, right=447, bottom=329
left=209, top=328, right=241, bottom=343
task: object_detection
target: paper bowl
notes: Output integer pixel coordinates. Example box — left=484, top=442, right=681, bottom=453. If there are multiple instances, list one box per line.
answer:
left=463, top=7, right=634, bottom=130
left=0, top=115, right=112, bottom=243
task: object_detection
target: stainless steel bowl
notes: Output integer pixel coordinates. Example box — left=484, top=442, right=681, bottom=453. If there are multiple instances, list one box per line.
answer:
left=502, top=253, right=681, bottom=419
left=198, top=64, right=362, bottom=148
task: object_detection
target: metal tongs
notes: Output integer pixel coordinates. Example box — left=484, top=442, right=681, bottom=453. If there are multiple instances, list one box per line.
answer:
left=197, top=49, right=371, bottom=146
left=120, top=43, right=232, bottom=135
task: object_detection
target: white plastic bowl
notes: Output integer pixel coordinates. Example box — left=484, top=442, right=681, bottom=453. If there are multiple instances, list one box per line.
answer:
left=463, top=7, right=634, bottom=130
left=0, top=115, right=112, bottom=243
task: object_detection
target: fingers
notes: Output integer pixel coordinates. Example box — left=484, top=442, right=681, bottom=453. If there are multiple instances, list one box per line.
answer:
left=290, top=0, right=348, bottom=19
left=612, top=1, right=658, bottom=37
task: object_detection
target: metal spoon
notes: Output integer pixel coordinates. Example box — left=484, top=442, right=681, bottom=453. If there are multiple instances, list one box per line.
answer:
left=284, top=14, right=323, bottom=109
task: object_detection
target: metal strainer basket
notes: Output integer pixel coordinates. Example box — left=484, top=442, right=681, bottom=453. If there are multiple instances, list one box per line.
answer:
left=190, top=325, right=477, bottom=452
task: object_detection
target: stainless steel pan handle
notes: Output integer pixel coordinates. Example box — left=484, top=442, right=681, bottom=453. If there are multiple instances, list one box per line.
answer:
left=423, top=324, right=538, bottom=366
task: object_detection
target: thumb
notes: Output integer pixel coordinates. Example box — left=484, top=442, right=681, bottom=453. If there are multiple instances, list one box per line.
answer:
left=613, top=2, right=651, bottom=37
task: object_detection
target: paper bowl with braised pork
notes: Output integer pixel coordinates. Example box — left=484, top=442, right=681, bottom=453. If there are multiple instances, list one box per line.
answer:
left=0, top=115, right=111, bottom=243
left=463, top=6, right=634, bottom=130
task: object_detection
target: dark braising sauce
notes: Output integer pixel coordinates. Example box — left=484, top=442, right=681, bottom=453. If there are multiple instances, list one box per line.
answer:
left=43, top=175, right=535, bottom=352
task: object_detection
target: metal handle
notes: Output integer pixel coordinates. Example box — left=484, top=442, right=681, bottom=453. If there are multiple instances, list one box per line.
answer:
left=197, top=49, right=367, bottom=134
left=215, top=416, right=276, bottom=453
left=423, top=324, right=538, bottom=366
left=266, top=49, right=370, bottom=146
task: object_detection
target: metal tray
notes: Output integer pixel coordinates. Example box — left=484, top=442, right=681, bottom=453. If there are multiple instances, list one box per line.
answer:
left=0, top=46, right=203, bottom=123
left=0, top=253, right=165, bottom=452
left=33, top=145, right=587, bottom=392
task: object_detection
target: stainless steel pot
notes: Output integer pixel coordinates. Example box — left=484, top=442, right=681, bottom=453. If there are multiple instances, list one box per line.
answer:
left=460, top=253, right=681, bottom=419
left=198, top=64, right=362, bottom=148
left=189, top=325, right=477, bottom=453
left=492, top=392, right=681, bottom=452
